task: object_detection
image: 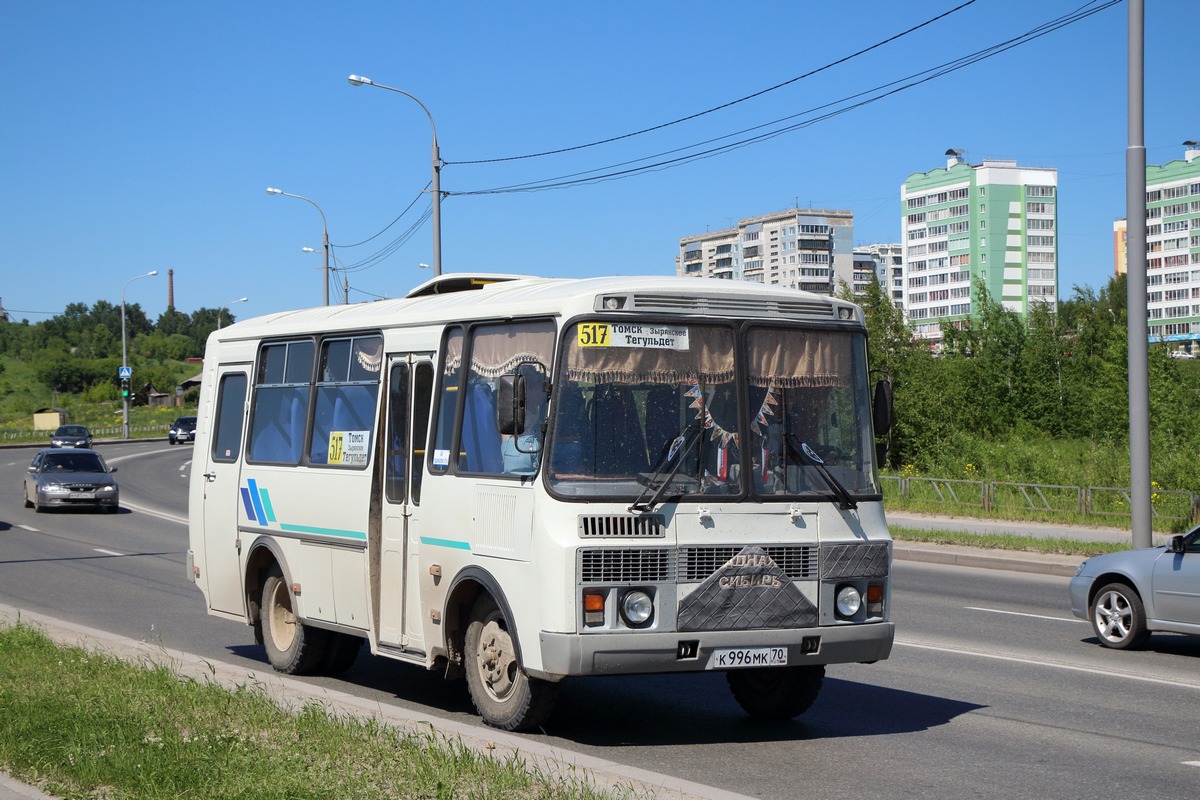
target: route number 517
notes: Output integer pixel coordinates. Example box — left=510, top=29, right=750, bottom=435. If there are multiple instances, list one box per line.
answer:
left=578, top=322, right=609, bottom=347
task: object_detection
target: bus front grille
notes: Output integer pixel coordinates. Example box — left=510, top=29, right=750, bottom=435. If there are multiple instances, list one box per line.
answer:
left=578, top=544, right=819, bottom=585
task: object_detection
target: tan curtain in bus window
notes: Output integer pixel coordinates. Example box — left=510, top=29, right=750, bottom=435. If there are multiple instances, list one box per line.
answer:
left=747, top=329, right=850, bottom=388
left=467, top=323, right=555, bottom=377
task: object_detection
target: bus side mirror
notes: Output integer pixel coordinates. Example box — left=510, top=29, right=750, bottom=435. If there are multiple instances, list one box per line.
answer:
left=873, top=379, right=893, bottom=436
left=497, top=373, right=526, bottom=436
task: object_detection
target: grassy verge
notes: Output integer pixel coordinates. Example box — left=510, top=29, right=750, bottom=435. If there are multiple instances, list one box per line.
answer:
left=0, top=624, right=623, bottom=800
left=890, top=525, right=1132, bottom=558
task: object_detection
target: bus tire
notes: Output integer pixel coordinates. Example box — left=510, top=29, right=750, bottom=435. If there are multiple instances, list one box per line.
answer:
left=260, top=565, right=328, bottom=675
left=464, top=594, right=557, bottom=731
left=727, top=664, right=825, bottom=720
left=320, top=632, right=362, bottom=675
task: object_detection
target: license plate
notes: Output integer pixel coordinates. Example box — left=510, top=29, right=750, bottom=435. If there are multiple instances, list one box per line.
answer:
left=69, top=492, right=96, bottom=499
left=707, top=647, right=788, bottom=669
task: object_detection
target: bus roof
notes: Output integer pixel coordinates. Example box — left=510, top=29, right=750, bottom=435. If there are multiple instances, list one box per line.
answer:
left=211, top=273, right=857, bottom=342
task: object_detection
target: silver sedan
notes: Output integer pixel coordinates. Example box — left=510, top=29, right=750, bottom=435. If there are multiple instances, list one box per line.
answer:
left=1069, top=524, right=1200, bottom=649
left=22, top=448, right=120, bottom=513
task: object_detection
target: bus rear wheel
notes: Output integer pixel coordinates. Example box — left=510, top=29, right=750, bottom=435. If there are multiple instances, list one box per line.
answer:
left=727, top=664, right=825, bottom=719
left=464, top=594, right=557, bottom=731
left=260, top=565, right=328, bottom=675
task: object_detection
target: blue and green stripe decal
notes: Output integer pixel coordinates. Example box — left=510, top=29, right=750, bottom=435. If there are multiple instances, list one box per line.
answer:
left=240, top=478, right=366, bottom=542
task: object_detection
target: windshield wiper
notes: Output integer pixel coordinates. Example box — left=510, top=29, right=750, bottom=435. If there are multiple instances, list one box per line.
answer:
left=787, top=435, right=858, bottom=510
left=629, top=422, right=703, bottom=513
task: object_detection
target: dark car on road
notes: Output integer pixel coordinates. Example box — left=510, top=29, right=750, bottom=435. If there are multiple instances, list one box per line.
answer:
left=1070, top=524, right=1200, bottom=649
left=50, top=424, right=93, bottom=449
left=169, top=416, right=197, bottom=445
left=22, top=448, right=119, bottom=513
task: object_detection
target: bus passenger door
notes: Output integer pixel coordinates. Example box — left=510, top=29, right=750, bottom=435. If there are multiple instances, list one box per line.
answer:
left=200, top=365, right=250, bottom=615
left=378, top=356, right=433, bottom=649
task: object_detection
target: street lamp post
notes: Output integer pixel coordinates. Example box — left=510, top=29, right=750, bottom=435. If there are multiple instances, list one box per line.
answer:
left=266, top=187, right=331, bottom=305
left=218, top=297, right=248, bottom=330
left=348, top=74, right=442, bottom=277
left=121, top=270, right=159, bottom=440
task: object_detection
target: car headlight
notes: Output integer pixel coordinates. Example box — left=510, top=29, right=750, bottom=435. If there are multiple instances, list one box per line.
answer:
left=43, top=483, right=67, bottom=493
left=835, top=585, right=863, bottom=618
left=620, top=590, right=654, bottom=626
left=97, top=485, right=117, bottom=493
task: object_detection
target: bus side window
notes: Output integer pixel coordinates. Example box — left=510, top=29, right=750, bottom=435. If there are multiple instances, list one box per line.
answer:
left=308, top=335, right=381, bottom=468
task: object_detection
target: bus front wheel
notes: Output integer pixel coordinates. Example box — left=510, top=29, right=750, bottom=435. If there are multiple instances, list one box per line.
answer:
left=259, top=565, right=328, bottom=675
left=464, top=594, right=557, bottom=731
left=727, top=664, right=825, bottom=719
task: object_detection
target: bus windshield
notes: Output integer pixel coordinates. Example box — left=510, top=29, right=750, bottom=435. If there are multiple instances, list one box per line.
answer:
left=547, top=320, right=880, bottom=502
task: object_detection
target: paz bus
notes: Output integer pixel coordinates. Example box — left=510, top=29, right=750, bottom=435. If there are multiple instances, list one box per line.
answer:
left=187, top=273, right=895, bottom=731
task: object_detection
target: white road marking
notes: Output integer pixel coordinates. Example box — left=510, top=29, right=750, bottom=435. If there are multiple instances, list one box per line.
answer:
left=1182, top=761, right=1200, bottom=768
left=94, top=548, right=124, bottom=557
left=17, top=524, right=39, bottom=532
left=965, top=606, right=1082, bottom=623
left=118, top=500, right=187, bottom=526
left=897, top=639, right=1200, bottom=690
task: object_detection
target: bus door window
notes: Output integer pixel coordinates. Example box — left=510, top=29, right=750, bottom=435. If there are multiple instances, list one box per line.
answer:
left=385, top=362, right=409, bottom=504
left=212, top=373, right=248, bottom=462
left=410, top=361, right=433, bottom=503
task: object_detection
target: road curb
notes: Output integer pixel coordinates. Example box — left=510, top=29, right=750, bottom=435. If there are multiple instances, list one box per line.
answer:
left=894, top=541, right=1083, bottom=577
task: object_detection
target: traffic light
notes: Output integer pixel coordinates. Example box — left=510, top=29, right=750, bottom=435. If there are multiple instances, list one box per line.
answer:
left=120, top=378, right=130, bottom=399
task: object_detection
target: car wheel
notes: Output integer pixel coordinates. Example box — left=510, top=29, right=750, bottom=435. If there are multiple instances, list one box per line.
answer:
left=23, top=485, right=33, bottom=509
left=1091, top=582, right=1150, bottom=650
left=464, top=594, right=557, bottom=731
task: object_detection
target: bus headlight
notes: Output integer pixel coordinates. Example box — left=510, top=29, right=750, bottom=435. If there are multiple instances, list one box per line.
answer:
left=620, top=590, right=654, bottom=626
left=835, top=585, right=862, bottom=618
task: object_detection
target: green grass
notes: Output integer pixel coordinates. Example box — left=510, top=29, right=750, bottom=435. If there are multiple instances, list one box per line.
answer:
left=0, top=624, right=626, bottom=800
left=889, top=525, right=1134, bottom=557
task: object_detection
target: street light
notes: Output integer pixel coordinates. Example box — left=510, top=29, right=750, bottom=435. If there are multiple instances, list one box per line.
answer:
left=348, top=74, right=442, bottom=277
left=266, top=187, right=331, bottom=305
left=217, top=297, right=248, bottom=330
left=121, top=270, right=159, bottom=439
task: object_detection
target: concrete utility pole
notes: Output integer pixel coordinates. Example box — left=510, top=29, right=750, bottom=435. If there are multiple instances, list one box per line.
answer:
left=1126, top=0, right=1151, bottom=549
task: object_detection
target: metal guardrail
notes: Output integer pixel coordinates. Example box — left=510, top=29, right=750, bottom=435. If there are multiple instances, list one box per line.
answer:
left=882, top=475, right=1199, bottom=525
left=1, top=425, right=169, bottom=442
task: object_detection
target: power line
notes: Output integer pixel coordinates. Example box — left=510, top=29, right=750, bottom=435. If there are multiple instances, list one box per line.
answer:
left=331, top=185, right=430, bottom=248
left=451, top=0, right=1121, bottom=196
left=446, top=0, right=980, bottom=166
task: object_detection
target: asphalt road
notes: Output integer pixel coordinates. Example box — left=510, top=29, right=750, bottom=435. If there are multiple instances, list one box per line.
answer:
left=2, top=442, right=1198, bottom=799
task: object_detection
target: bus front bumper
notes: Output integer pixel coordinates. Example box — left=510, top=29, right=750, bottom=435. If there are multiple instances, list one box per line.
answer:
left=534, top=621, right=894, bottom=678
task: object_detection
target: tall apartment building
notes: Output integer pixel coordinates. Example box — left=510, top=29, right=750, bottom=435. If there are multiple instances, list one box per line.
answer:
left=900, top=150, right=1059, bottom=343
left=1113, top=219, right=1128, bottom=276
left=854, top=243, right=904, bottom=305
left=1144, top=142, right=1200, bottom=354
left=677, top=208, right=854, bottom=295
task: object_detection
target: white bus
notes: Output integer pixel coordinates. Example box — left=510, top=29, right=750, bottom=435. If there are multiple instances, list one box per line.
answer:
left=188, top=273, right=895, bottom=731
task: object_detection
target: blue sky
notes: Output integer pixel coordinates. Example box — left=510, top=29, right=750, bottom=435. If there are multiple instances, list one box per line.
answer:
left=3, top=0, right=1195, bottom=324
